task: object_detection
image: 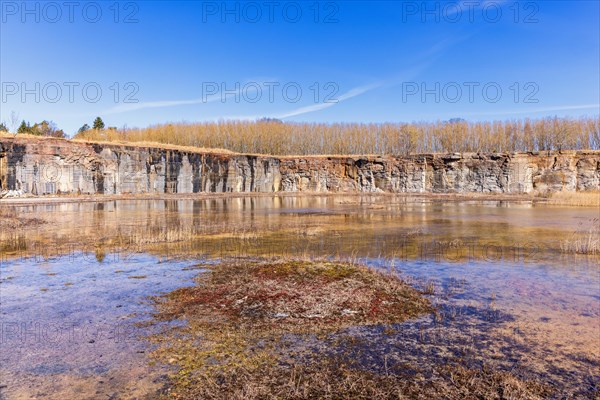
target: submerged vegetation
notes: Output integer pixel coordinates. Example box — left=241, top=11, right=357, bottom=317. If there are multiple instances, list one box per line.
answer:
left=0, top=208, right=45, bottom=229
left=73, top=116, right=600, bottom=156
left=148, top=258, right=557, bottom=399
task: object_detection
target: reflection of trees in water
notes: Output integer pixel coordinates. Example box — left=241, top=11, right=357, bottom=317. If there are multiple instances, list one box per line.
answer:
left=2, top=216, right=600, bottom=268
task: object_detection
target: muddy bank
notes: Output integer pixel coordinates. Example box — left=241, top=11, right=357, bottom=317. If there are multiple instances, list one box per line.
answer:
left=1, top=136, right=598, bottom=197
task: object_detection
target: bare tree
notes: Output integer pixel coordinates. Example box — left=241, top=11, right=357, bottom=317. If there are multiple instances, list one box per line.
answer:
left=9, top=111, right=20, bottom=134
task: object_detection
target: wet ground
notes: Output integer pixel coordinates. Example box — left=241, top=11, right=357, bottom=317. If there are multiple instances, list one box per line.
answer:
left=0, top=195, right=598, bottom=398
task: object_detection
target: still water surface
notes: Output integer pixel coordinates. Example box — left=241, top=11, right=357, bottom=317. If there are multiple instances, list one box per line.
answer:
left=1, top=196, right=598, bottom=399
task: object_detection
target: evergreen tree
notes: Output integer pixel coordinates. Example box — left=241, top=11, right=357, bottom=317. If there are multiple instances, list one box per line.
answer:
left=93, top=117, right=105, bottom=130
left=0, top=123, right=8, bottom=132
left=78, top=124, right=90, bottom=133
left=17, top=120, right=30, bottom=134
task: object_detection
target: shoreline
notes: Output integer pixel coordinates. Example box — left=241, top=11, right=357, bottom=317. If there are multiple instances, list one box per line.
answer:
left=0, top=191, right=567, bottom=206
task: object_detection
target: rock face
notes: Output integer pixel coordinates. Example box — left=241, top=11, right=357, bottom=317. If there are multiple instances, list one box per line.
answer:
left=0, top=137, right=598, bottom=196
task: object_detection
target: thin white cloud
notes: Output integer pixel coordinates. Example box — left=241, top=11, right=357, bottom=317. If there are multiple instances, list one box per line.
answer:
left=272, top=58, right=443, bottom=120
left=101, top=38, right=453, bottom=120
left=270, top=36, right=468, bottom=120
left=104, top=97, right=218, bottom=114
left=275, top=83, right=382, bottom=119
left=101, top=81, right=385, bottom=119
left=195, top=84, right=385, bottom=121
left=102, top=81, right=266, bottom=115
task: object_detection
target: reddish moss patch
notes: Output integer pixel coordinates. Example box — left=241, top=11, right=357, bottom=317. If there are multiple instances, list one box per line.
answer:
left=156, top=259, right=431, bottom=333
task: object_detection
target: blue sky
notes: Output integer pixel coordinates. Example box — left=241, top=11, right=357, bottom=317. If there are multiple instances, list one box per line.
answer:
left=1, top=0, right=599, bottom=134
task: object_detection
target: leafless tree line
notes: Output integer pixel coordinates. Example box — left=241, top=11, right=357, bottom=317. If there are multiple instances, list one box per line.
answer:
left=74, top=116, right=600, bottom=155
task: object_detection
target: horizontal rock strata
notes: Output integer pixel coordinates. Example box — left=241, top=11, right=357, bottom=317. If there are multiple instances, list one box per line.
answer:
left=0, top=137, right=598, bottom=197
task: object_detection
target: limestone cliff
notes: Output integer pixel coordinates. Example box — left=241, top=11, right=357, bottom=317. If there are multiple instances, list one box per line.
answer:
left=0, top=137, right=598, bottom=197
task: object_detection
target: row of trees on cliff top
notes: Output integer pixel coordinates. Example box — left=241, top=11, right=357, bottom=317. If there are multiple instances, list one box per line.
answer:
left=13, top=120, right=66, bottom=138
left=0, top=117, right=107, bottom=137
left=73, top=116, right=600, bottom=155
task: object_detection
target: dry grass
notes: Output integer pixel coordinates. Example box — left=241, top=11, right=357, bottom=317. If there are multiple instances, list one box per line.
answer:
left=154, top=354, right=552, bottom=400
left=560, top=217, right=600, bottom=255
left=73, top=117, right=600, bottom=156
left=0, top=132, right=236, bottom=155
left=148, top=258, right=555, bottom=399
left=549, top=190, right=600, bottom=207
left=72, top=137, right=236, bottom=155
left=0, top=132, right=67, bottom=141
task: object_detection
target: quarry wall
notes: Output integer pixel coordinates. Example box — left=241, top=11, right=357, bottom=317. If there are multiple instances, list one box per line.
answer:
left=1, top=137, right=598, bottom=197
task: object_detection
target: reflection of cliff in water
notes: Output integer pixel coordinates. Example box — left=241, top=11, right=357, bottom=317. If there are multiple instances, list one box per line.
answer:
left=1, top=197, right=598, bottom=267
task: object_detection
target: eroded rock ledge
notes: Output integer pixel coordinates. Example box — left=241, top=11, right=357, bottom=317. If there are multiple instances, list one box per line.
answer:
left=0, top=137, right=598, bottom=197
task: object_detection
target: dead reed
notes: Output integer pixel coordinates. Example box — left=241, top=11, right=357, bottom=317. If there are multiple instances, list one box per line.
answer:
left=560, top=218, right=600, bottom=255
